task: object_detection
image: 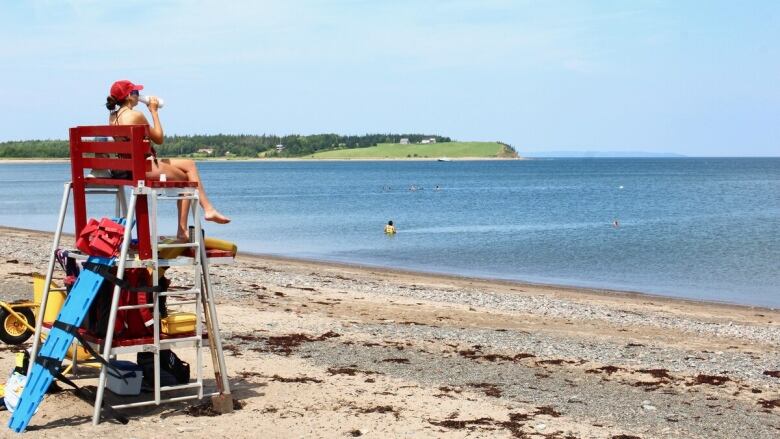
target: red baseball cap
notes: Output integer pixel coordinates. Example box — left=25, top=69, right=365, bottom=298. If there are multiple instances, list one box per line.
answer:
left=110, top=80, right=144, bottom=100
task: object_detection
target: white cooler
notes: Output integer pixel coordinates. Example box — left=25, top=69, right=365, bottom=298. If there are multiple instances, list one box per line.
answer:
left=106, top=360, right=143, bottom=396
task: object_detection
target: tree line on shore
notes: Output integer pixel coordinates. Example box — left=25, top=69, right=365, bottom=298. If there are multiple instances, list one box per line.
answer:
left=0, top=134, right=454, bottom=158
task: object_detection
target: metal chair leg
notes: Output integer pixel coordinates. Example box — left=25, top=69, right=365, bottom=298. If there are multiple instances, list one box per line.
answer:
left=92, top=191, right=138, bottom=425
left=27, top=183, right=71, bottom=375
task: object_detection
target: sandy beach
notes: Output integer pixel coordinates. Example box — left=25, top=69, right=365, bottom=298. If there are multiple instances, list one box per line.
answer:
left=0, top=226, right=777, bottom=438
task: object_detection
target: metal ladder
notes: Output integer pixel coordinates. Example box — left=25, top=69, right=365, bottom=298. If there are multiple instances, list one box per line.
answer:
left=29, top=180, right=232, bottom=426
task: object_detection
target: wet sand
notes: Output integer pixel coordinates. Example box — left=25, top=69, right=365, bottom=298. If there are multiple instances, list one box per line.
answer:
left=0, top=226, right=778, bottom=438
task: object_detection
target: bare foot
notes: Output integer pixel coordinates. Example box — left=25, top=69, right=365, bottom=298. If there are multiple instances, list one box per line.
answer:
left=177, top=229, right=190, bottom=242
left=204, top=209, right=231, bottom=224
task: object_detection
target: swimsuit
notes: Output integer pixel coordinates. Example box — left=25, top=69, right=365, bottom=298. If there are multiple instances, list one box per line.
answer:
left=108, top=109, right=158, bottom=179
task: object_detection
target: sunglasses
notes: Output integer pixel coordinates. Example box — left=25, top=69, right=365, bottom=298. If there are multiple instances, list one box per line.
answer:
left=130, top=90, right=140, bottom=96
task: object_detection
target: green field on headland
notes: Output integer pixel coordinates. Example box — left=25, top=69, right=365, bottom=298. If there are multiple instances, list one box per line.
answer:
left=307, top=141, right=517, bottom=159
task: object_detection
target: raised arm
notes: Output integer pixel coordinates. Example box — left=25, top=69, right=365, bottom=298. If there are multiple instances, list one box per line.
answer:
left=128, top=98, right=164, bottom=144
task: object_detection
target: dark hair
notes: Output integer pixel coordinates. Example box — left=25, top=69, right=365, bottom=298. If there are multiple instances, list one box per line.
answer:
left=388, top=220, right=393, bottom=226
left=105, top=95, right=126, bottom=112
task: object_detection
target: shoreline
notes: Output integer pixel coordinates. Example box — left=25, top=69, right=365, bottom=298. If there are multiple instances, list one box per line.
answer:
left=0, top=158, right=71, bottom=164
left=0, top=224, right=774, bottom=312
left=0, top=156, right=524, bottom=163
left=238, top=250, right=778, bottom=312
left=3, top=157, right=779, bottom=163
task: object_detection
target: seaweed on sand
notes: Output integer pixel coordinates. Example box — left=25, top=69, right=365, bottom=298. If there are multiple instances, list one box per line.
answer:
left=585, top=365, right=623, bottom=375
left=357, top=405, right=400, bottom=419
left=381, top=358, right=410, bottom=364
left=689, top=374, right=731, bottom=386
left=458, top=349, right=535, bottom=363
left=534, top=406, right=562, bottom=417
left=468, top=383, right=502, bottom=397
left=270, top=374, right=323, bottom=383
left=429, top=412, right=533, bottom=438
left=184, top=399, right=245, bottom=417
left=637, top=369, right=673, bottom=380
left=326, top=366, right=382, bottom=376
left=248, top=331, right=341, bottom=355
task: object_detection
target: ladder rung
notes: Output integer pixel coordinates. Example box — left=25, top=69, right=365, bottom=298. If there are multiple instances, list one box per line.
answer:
left=158, top=242, right=199, bottom=249
left=167, top=300, right=198, bottom=306
left=160, top=335, right=201, bottom=344
left=160, top=382, right=202, bottom=392
left=157, top=195, right=198, bottom=201
left=110, top=393, right=209, bottom=409
left=118, top=304, right=153, bottom=311
left=160, top=289, right=200, bottom=296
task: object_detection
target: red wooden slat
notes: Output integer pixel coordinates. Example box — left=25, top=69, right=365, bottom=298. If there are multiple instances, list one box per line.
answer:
left=130, top=126, right=149, bottom=184
left=72, top=125, right=148, bottom=138
left=70, top=127, right=87, bottom=236
left=84, top=178, right=135, bottom=186
left=77, top=142, right=136, bottom=154
left=81, top=157, right=134, bottom=171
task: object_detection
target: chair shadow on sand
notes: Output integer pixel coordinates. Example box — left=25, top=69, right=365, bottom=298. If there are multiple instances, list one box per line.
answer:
left=25, top=377, right=267, bottom=431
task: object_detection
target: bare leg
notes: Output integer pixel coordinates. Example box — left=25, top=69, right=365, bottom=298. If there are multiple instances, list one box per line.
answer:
left=148, top=159, right=230, bottom=237
left=167, top=159, right=230, bottom=224
left=148, top=161, right=192, bottom=238
left=177, top=199, right=191, bottom=240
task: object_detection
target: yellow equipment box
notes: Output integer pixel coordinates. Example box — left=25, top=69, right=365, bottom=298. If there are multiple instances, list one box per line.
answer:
left=162, top=312, right=197, bottom=335
left=33, top=273, right=66, bottom=324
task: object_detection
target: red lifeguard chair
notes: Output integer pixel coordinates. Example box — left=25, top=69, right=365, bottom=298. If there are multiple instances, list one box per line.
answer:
left=69, top=124, right=196, bottom=259
left=26, top=125, right=234, bottom=426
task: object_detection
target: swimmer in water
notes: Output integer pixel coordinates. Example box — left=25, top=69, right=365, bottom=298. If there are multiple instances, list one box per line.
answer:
left=384, top=220, right=396, bottom=234
left=613, top=219, right=620, bottom=228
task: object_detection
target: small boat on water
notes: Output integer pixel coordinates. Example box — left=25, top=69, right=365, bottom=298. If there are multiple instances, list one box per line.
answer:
left=437, top=157, right=451, bottom=162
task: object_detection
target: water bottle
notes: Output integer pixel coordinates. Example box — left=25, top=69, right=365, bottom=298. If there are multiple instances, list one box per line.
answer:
left=138, top=95, right=165, bottom=109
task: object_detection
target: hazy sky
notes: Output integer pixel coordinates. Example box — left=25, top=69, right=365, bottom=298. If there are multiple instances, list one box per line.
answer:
left=1, top=1, right=778, bottom=156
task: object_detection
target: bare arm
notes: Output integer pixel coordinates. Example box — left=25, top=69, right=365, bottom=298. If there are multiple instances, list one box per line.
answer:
left=127, top=100, right=164, bottom=144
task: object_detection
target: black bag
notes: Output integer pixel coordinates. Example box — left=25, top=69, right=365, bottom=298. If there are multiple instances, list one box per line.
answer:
left=137, top=349, right=190, bottom=389
left=85, top=272, right=169, bottom=337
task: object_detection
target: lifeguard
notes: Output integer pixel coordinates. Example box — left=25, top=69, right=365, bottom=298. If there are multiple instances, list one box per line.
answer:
left=106, top=79, right=230, bottom=240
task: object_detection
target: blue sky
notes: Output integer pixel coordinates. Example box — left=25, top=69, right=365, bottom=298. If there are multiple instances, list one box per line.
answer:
left=0, top=0, right=778, bottom=156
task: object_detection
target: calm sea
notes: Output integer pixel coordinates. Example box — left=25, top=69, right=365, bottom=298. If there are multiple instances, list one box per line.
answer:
left=0, top=159, right=778, bottom=307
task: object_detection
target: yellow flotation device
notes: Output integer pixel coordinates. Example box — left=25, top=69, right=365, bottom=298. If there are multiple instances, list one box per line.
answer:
left=158, top=237, right=238, bottom=260
left=204, top=237, right=238, bottom=254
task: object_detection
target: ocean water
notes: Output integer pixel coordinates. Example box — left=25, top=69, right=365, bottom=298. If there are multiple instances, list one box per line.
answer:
left=0, top=158, right=778, bottom=307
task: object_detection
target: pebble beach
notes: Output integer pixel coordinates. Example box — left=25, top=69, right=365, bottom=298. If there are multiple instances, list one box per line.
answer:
left=0, top=226, right=778, bottom=438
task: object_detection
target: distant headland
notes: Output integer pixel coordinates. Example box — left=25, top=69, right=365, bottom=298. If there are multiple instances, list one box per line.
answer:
left=0, top=134, right=519, bottom=160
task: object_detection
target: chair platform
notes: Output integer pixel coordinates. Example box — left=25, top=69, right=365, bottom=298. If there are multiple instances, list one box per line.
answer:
left=42, top=323, right=203, bottom=348
left=86, top=179, right=198, bottom=188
